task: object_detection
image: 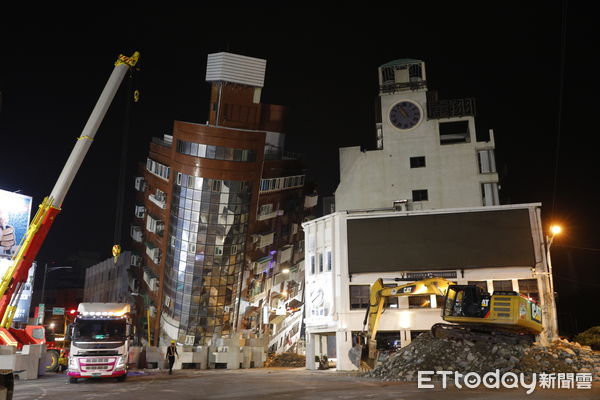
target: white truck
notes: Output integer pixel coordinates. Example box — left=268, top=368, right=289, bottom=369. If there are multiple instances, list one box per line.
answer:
left=67, top=303, right=132, bottom=383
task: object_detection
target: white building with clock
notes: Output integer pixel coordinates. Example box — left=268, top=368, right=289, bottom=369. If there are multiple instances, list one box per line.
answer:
left=335, top=59, right=500, bottom=211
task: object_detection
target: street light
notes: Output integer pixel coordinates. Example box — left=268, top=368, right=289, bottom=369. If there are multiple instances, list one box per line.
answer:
left=544, top=224, right=562, bottom=342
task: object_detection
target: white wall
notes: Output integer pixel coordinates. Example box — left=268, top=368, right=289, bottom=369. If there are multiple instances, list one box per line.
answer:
left=336, top=82, right=499, bottom=212
left=303, top=205, right=552, bottom=371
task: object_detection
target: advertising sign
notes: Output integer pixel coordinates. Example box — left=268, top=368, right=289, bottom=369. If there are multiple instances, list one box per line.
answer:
left=13, top=263, right=36, bottom=323
left=0, top=189, right=33, bottom=258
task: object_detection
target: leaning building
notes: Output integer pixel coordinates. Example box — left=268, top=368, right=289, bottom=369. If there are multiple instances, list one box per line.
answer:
left=129, top=53, right=317, bottom=347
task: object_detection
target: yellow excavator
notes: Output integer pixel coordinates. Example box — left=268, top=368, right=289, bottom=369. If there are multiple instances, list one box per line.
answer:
left=360, top=277, right=543, bottom=369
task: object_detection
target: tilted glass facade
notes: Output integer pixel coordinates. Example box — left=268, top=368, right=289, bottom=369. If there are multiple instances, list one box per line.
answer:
left=163, top=172, right=250, bottom=345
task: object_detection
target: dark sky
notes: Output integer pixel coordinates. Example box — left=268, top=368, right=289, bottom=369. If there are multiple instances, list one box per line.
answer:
left=1, top=5, right=598, bottom=333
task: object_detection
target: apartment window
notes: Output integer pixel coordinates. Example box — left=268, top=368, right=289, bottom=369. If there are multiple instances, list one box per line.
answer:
left=409, top=295, right=431, bottom=308
left=146, top=157, right=170, bottom=180
left=435, top=295, right=446, bottom=308
left=410, top=156, right=426, bottom=168
left=412, top=189, right=428, bottom=201
left=259, top=174, right=305, bottom=193
left=350, top=285, right=370, bottom=309
left=310, top=255, right=316, bottom=275
left=492, top=280, right=513, bottom=292
left=134, top=205, right=145, bottom=219
left=439, top=120, right=470, bottom=144
left=326, top=251, right=332, bottom=271
left=481, top=182, right=500, bottom=206
left=468, top=281, right=488, bottom=293
left=518, top=279, right=540, bottom=302
left=259, top=203, right=273, bottom=215
left=478, top=150, right=497, bottom=173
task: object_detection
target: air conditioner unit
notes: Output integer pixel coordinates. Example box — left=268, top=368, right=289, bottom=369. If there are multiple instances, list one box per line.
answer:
left=135, top=205, right=146, bottom=218
left=134, top=176, right=145, bottom=191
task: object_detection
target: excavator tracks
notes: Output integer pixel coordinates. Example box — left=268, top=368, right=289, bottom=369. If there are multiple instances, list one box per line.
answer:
left=431, top=323, right=535, bottom=345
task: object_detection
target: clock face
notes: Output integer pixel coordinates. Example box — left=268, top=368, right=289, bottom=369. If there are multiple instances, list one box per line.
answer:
left=389, top=101, right=422, bottom=130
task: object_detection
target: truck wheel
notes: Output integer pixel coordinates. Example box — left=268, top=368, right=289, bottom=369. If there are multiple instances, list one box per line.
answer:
left=46, top=350, right=60, bottom=372
left=116, top=374, right=127, bottom=382
left=69, top=377, right=78, bottom=384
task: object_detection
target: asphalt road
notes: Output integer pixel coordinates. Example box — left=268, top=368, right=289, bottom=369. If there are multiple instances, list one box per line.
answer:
left=12, top=368, right=600, bottom=400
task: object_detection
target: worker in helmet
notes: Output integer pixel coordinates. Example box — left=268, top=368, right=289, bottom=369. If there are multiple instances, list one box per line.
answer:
left=166, top=340, right=179, bottom=375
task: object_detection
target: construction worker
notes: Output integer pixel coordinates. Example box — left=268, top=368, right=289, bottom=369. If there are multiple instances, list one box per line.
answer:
left=166, top=340, right=179, bottom=375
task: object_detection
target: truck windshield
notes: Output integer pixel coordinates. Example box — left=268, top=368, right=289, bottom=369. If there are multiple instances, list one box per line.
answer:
left=72, top=319, right=126, bottom=341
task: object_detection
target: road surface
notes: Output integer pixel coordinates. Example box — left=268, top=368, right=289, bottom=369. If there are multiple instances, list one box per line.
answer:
left=13, top=368, right=600, bottom=400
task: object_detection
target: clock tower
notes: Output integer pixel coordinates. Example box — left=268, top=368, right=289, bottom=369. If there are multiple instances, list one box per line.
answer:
left=336, top=58, right=500, bottom=211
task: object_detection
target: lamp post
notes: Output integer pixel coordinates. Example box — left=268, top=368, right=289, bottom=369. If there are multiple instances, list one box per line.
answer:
left=543, top=225, right=561, bottom=343
left=39, top=263, right=72, bottom=324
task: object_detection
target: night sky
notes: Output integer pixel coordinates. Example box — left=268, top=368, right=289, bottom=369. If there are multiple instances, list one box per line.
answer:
left=1, top=5, right=598, bottom=333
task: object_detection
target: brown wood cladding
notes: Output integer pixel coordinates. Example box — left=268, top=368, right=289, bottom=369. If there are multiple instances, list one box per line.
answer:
left=209, top=84, right=261, bottom=129
left=208, top=83, right=286, bottom=133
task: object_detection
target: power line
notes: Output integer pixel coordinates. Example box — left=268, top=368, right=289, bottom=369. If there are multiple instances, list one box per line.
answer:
left=554, top=244, right=600, bottom=252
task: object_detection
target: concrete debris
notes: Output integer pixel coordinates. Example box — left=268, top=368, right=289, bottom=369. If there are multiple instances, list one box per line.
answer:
left=265, top=352, right=306, bottom=367
left=364, top=332, right=600, bottom=382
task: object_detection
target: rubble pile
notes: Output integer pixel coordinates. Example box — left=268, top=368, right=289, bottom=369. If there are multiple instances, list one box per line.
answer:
left=265, top=352, right=306, bottom=367
left=365, top=332, right=600, bottom=382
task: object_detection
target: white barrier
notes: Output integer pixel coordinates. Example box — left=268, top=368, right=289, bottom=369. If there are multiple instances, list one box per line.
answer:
left=0, top=345, right=46, bottom=380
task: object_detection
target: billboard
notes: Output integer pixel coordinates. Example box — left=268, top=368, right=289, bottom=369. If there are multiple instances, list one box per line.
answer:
left=0, top=189, right=33, bottom=258
left=13, top=263, right=36, bottom=323
left=0, top=259, right=35, bottom=323
left=347, top=208, right=536, bottom=273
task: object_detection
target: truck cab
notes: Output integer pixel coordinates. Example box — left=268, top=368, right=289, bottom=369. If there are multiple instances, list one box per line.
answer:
left=67, top=303, right=132, bottom=383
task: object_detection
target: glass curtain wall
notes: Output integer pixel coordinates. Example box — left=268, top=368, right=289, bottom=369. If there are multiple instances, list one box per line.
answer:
left=163, top=172, right=250, bottom=345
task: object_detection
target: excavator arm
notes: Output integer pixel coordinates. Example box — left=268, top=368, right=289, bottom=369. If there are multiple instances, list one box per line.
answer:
left=360, top=277, right=455, bottom=368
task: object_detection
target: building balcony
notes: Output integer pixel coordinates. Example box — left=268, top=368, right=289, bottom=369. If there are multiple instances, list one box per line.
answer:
left=254, top=232, right=274, bottom=249
left=143, top=267, right=159, bottom=292
left=252, top=255, right=273, bottom=274
left=146, top=214, right=164, bottom=236
left=276, top=244, right=293, bottom=264
left=134, top=176, right=148, bottom=192
left=130, top=254, right=142, bottom=267
left=130, top=226, right=143, bottom=243
left=148, top=193, right=166, bottom=209
left=135, top=205, right=146, bottom=219
left=145, top=242, right=161, bottom=265
left=257, top=209, right=283, bottom=221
